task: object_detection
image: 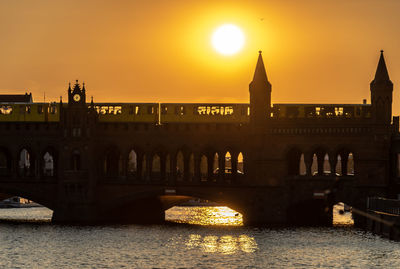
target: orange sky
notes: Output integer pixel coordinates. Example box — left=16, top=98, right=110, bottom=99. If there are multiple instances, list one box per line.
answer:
left=1, top=0, right=400, bottom=113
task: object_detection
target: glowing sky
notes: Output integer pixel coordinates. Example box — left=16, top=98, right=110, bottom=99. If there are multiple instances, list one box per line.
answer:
left=1, top=0, right=400, bottom=113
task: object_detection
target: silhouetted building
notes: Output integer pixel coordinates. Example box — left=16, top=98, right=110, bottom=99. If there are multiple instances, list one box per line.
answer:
left=0, top=93, right=32, bottom=104
left=0, top=51, right=397, bottom=227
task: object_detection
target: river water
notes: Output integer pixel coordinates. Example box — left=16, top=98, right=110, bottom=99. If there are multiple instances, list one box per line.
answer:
left=0, top=206, right=398, bottom=268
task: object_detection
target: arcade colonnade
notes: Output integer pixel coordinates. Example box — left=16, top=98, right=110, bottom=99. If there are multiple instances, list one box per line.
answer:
left=287, top=148, right=355, bottom=177
left=0, top=144, right=360, bottom=181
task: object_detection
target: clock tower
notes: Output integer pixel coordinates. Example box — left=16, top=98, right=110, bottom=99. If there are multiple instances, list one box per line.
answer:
left=68, top=80, right=86, bottom=105
left=64, top=80, right=90, bottom=135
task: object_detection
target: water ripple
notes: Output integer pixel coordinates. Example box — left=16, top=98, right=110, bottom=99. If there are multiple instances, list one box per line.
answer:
left=0, top=207, right=397, bottom=268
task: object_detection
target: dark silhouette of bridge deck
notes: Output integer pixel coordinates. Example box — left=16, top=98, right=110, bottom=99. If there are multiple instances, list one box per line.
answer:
left=0, top=51, right=398, bottom=226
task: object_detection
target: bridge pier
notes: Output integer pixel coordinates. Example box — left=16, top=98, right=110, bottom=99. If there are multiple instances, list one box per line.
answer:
left=242, top=201, right=332, bottom=226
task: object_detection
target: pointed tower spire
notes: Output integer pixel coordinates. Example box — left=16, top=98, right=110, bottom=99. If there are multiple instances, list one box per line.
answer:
left=373, top=50, right=391, bottom=83
left=370, top=50, right=393, bottom=124
left=252, top=51, right=269, bottom=83
left=249, top=51, right=272, bottom=125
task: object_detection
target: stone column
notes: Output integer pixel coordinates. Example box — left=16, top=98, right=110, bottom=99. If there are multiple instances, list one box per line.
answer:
left=218, top=152, right=225, bottom=183
left=231, top=152, right=238, bottom=183
left=160, top=153, right=166, bottom=183
left=207, top=153, right=213, bottom=183
left=194, top=154, right=201, bottom=183
left=330, top=153, right=337, bottom=176
left=317, top=152, right=324, bottom=176
left=342, top=153, right=349, bottom=176
left=305, top=153, right=313, bottom=176
left=171, top=153, right=177, bottom=185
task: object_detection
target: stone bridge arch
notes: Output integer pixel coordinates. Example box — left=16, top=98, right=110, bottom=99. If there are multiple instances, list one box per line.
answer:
left=0, top=183, right=57, bottom=211
left=94, top=186, right=247, bottom=224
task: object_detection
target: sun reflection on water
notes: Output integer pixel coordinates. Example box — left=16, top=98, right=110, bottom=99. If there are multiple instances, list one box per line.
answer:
left=166, top=206, right=257, bottom=254
left=165, top=206, right=243, bottom=226
left=185, top=233, right=257, bottom=254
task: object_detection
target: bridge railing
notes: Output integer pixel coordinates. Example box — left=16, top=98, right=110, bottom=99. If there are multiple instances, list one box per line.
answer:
left=368, top=197, right=400, bottom=216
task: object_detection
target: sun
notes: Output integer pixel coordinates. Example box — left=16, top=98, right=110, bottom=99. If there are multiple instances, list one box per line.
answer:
left=211, top=24, right=245, bottom=55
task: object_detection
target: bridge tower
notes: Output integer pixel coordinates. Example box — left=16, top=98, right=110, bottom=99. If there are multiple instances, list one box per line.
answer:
left=371, top=50, right=393, bottom=124
left=249, top=51, right=271, bottom=126
left=53, top=80, right=99, bottom=223
left=64, top=80, right=92, bottom=138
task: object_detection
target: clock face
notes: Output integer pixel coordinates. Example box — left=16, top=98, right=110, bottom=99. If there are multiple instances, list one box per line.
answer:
left=73, top=94, right=81, bottom=102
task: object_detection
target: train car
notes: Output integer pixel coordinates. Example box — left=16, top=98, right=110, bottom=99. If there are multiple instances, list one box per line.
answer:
left=93, top=103, right=158, bottom=123
left=0, top=103, right=60, bottom=122
left=159, top=103, right=249, bottom=123
left=273, top=104, right=372, bottom=119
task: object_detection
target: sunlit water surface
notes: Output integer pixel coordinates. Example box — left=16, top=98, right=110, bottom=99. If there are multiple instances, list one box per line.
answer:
left=0, top=206, right=398, bottom=268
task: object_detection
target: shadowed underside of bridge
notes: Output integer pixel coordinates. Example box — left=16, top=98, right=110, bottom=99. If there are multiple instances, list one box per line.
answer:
left=0, top=181, right=57, bottom=210
left=48, top=180, right=353, bottom=226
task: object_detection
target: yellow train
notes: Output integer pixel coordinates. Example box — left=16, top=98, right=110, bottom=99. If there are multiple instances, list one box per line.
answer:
left=0, top=102, right=371, bottom=123
left=90, top=103, right=250, bottom=123
left=160, top=103, right=249, bottom=123
left=0, top=103, right=59, bottom=122
left=92, top=103, right=159, bottom=123
left=272, top=104, right=372, bottom=119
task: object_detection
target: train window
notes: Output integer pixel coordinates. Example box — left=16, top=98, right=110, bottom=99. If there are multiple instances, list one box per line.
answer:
left=50, top=105, right=57, bottom=114
left=20, top=105, right=25, bottom=114
left=324, top=107, right=334, bottom=117
left=135, top=106, right=140, bottom=115
left=175, top=106, right=185, bottom=115
left=196, top=106, right=206, bottom=115
left=335, top=107, right=343, bottom=116
left=26, top=106, right=31, bottom=114
left=0, top=106, right=12, bottom=115
left=196, top=105, right=233, bottom=116
left=344, top=107, right=353, bottom=118
left=161, top=105, right=168, bottom=115
left=315, top=107, right=321, bottom=116
left=147, top=105, right=154, bottom=115
left=37, top=105, right=43, bottom=114
left=114, top=106, right=122, bottom=114
left=95, top=106, right=122, bottom=115
left=355, top=107, right=361, bottom=116
left=129, top=105, right=140, bottom=115
left=224, top=106, right=233, bottom=115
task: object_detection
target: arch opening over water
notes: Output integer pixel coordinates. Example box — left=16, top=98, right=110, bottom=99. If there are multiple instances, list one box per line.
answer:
left=333, top=202, right=354, bottom=226
left=200, top=155, right=208, bottom=182
left=164, top=196, right=243, bottom=226
left=0, top=194, right=53, bottom=222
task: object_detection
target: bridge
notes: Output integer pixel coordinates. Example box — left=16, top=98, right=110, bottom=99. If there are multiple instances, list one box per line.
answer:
left=0, top=51, right=398, bottom=226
